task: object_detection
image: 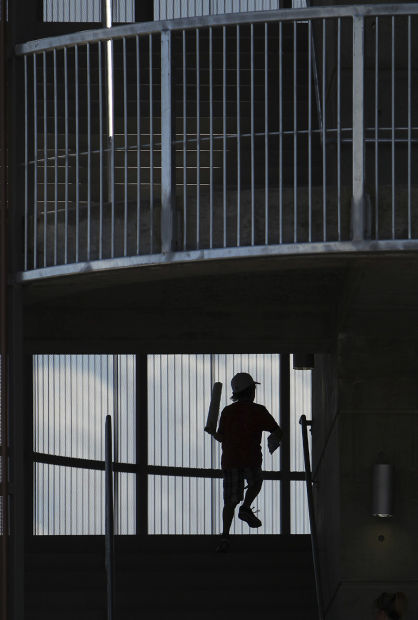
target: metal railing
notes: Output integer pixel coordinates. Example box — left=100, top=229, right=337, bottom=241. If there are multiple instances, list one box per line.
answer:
left=300, top=414, right=324, bottom=620
left=0, top=0, right=8, bottom=617
left=15, top=4, right=418, bottom=274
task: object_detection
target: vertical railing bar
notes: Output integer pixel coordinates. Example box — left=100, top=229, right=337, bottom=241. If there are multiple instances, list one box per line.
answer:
left=308, top=21, right=312, bottom=243
left=99, top=42, right=103, bottom=260
left=123, top=37, right=128, bottom=256
left=64, top=47, right=68, bottom=264
left=87, top=43, right=91, bottom=261
left=279, top=22, right=283, bottom=244
left=391, top=16, right=395, bottom=239
left=375, top=17, right=379, bottom=240
left=136, top=35, right=141, bottom=255
left=24, top=55, right=28, bottom=270
left=43, top=51, right=47, bottom=267
left=110, top=41, right=115, bottom=259
left=209, top=27, right=213, bottom=249
left=53, top=49, right=58, bottom=265
left=293, top=22, right=297, bottom=243
left=250, top=23, right=255, bottom=246
left=322, top=20, right=326, bottom=242
left=149, top=34, right=154, bottom=253
left=264, top=22, right=268, bottom=245
left=337, top=18, right=341, bottom=241
left=161, top=31, right=175, bottom=254
left=196, top=29, right=200, bottom=249
left=352, top=16, right=365, bottom=241
left=183, top=30, right=187, bottom=251
left=75, top=45, right=79, bottom=262
left=407, top=15, right=412, bottom=239
left=106, top=58, right=114, bottom=259
left=223, top=26, right=227, bottom=248
left=236, top=25, right=240, bottom=247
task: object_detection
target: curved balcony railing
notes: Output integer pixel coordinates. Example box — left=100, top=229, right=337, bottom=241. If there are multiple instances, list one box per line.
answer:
left=15, top=4, right=418, bottom=279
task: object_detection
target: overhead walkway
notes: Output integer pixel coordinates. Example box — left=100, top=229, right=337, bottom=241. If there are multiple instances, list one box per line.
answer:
left=15, top=4, right=418, bottom=283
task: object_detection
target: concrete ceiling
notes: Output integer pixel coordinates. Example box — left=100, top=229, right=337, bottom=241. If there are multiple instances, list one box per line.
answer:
left=22, top=251, right=418, bottom=353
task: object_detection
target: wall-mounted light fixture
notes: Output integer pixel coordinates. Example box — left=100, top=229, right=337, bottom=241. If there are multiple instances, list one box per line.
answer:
left=293, top=353, right=315, bottom=370
left=372, top=458, right=394, bottom=518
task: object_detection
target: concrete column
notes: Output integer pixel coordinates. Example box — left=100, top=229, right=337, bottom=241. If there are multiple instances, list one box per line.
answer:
left=313, top=330, right=418, bottom=619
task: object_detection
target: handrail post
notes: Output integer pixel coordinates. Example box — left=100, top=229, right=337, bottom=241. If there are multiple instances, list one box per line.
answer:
left=161, top=30, right=176, bottom=253
left=352, top=15, right=365, bottom=241
left=105, top=415, right=115, bottom=620
left=299, top=415, right=325, bottom=620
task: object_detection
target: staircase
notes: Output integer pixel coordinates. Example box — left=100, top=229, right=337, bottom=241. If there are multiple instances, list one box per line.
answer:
left=25, top=535, right=318, bottom=619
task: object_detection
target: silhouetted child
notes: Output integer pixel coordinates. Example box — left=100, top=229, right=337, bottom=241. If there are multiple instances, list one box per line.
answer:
left=211, top=372, right=282, bottom=552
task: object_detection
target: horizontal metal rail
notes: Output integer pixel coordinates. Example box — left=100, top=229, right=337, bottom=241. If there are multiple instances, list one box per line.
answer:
left=15, top=4, right=418, bottom=273
left=15, top=4, right=418, bottom=55
left=33, top=451, right=305, bottom=480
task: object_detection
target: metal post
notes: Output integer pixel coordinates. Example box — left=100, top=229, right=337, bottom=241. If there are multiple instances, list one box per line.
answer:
left=280, top=354, right=290, bottom=534
left=0, top=0, right=8, bottom=613
left=299, top=415, right=324, bottom=620
left=136, top=355, right=148, bottom=535
left=105, top=415, right=115, bottom=620
left=161, top=30, right=175, bottom=253
left=352, top=16, right=365, bottom=241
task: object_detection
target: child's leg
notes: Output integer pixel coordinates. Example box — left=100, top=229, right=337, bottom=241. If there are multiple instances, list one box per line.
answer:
left=222, top=502, right=238, bottom=536
left=241, top=480, right=263, bottom=508
left=222, top=469, right=243, bottom=535
left=241, top=467, right=263, bottom=508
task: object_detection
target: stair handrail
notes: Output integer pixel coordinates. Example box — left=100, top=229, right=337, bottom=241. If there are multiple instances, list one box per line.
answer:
left=299, top=414, right=325, bottom=620
left=105, top=414, right=115, bottom=620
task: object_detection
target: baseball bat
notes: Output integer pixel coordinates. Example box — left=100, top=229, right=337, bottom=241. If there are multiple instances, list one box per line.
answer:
left=204, top=382, right=223, bottom=434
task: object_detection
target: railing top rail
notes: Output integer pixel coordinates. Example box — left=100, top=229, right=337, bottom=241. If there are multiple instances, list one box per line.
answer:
left=15, top=2, right=418, bottom=56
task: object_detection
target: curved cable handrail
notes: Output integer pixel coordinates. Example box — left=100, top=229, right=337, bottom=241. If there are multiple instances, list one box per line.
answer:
left=299, top=414, right=324, bottom=620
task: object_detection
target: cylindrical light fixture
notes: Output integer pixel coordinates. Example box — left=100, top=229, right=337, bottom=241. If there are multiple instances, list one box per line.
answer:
left=293, top=353, right=315, bottom=370
left=372, top=463, right=394, bottom=518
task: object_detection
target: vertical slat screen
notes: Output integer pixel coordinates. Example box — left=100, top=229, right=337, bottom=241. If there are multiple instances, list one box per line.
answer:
left=43, top=0, right=135, bottom=23
left=33, top=354, right=136, bottom=535
left=291, top=480, right=309, bottom=534
left=148, top=354, right=287, bottom=535
left=289, top=354, right=311, bottom=534
left=33, top=353, right=310, bottom=535
left=290, top=355, right=312, bottom=472
left=154, top=0, right=288, bottom=20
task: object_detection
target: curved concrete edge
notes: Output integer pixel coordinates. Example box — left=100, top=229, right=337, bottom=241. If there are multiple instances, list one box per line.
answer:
left=16, top=240, right=418, bottom=284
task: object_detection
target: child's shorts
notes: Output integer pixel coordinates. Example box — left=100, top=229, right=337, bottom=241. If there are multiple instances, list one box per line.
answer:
left=222, top=467, right=263, bottom=505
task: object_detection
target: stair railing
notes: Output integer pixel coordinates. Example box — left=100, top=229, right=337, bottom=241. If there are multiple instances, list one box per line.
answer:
left=105, top=414, right=115, bottom=620
left=299, top=414, right=324, bottom=620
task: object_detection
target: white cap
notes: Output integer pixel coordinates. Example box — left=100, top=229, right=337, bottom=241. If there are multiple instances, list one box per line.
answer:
left=231, top=372, right=260, bottom=394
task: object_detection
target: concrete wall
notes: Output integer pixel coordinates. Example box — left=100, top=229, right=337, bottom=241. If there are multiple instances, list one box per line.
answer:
left=312, top=352, right=341, bottom=614
left=313, top=261, right=418, bottom=619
